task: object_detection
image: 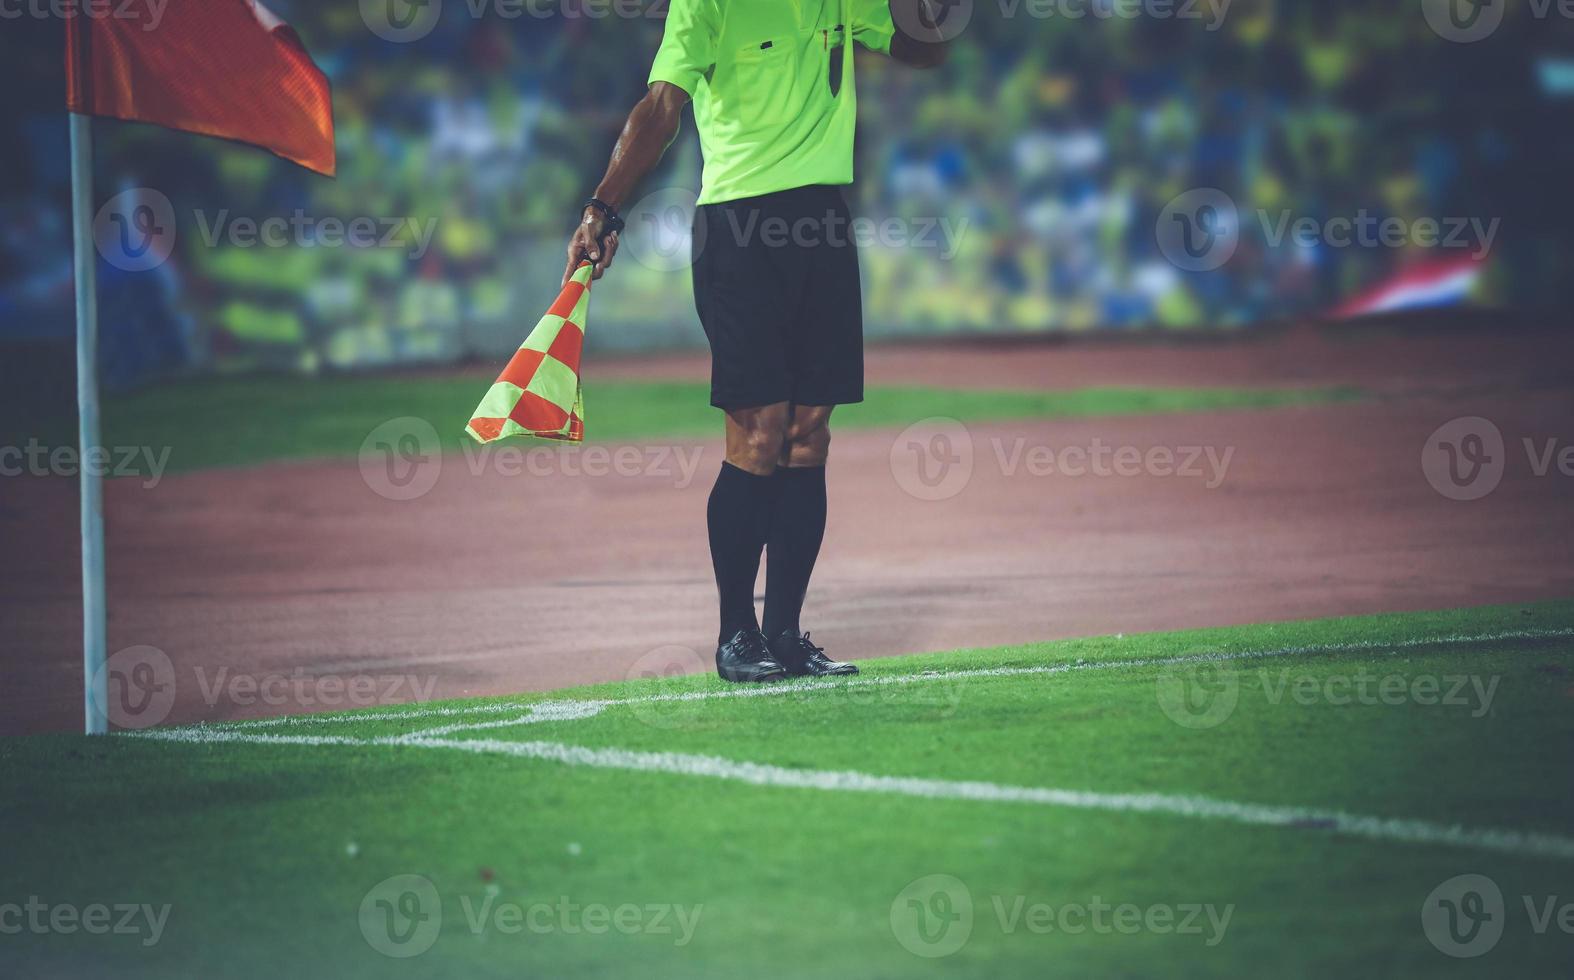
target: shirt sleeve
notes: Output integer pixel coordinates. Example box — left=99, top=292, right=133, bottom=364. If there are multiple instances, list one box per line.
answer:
left=850, top=0, right=896, bottom=55
left=648, top=0, right=719, bottom=97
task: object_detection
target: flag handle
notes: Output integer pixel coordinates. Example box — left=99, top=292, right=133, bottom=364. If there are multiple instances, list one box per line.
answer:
left=69, top=110, right=107, bottom=735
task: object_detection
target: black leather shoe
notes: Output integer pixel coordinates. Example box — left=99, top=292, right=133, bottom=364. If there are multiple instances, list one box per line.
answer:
left=716, top=629, right=789, bottom=683
left=769, top=630, right=859, bottom=677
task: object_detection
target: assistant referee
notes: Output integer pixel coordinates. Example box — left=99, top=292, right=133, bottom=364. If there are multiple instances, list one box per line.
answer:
left=565, top=0, right=950, bottom=682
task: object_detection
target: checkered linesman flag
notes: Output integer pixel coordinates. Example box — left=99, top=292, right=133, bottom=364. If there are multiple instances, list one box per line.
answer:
left=467, top=261, right=593, bottom=443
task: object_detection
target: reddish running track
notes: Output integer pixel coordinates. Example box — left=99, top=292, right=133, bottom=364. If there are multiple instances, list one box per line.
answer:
left=3, top=330, right=1572, bottom=733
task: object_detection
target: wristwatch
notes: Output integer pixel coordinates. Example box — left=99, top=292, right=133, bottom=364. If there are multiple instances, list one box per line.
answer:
left=582, top=197, right=625, bottom=234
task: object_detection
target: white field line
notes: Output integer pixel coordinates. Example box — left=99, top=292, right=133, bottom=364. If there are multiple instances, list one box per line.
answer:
left=126, top=726, right=1574, bottom=861
left=390, top=701, right=605, bottom=740
left=189, top=625, right=1574, bottom=735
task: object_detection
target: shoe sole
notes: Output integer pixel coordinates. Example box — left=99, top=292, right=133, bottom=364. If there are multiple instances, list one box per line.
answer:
left=716, top=664, right=788, bottom=683
left=783, top=667, right=859, bottom=678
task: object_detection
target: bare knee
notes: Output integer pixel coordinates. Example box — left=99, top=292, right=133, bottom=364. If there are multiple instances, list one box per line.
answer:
left=783, top=408, right=832, bottom=467
left=725, top=403, right=790, bottom=474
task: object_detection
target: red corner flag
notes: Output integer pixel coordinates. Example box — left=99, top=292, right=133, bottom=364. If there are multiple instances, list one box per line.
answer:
left=65, top=0, right=335, bottom=176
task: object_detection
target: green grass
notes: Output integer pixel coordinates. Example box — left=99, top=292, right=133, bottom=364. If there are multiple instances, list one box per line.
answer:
left=14, top=375, right=1363, bottom=473
left=4, top=601, right=1572, bottom=977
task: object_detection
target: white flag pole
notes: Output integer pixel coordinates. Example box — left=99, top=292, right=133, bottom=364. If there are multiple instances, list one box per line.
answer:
left=69, top=109, right=108, bottom=735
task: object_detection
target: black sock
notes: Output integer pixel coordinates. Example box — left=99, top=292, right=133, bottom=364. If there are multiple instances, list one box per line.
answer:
left=707, top=462, right=777, bottom=643
left=762, top=465, right=827, bottom=639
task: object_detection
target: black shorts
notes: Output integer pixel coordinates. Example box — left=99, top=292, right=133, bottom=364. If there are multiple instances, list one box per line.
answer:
left=691, top=184, right=864, bottom=410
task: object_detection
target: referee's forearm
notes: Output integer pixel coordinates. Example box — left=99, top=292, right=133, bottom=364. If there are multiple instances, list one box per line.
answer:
left=591, top=83, right=688, bottom=211
left=889, top=0, right=950, bottom=69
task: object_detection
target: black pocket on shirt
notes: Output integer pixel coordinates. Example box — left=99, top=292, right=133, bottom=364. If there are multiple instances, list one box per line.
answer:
left=825, top=25, right=846, bottom=97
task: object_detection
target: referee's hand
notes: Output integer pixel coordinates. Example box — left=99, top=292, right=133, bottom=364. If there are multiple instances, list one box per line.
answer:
left=564, top=208, right=619, bottom=286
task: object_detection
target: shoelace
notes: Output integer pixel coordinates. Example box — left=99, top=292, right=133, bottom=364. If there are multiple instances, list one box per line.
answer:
left=737, top=632, right=777, bottom=663
left=798, top=632, right=828, bottom=662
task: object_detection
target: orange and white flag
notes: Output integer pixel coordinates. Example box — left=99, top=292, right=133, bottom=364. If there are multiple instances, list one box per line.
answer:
left=467, top=262, right=593, bottom=444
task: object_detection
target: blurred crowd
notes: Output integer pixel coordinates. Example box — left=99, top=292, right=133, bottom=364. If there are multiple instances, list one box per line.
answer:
left=2, top=0, right=1569, bottom=384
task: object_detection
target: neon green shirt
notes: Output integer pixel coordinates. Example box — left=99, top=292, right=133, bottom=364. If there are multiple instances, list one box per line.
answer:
left=648, top=0, right=896, bottom=205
